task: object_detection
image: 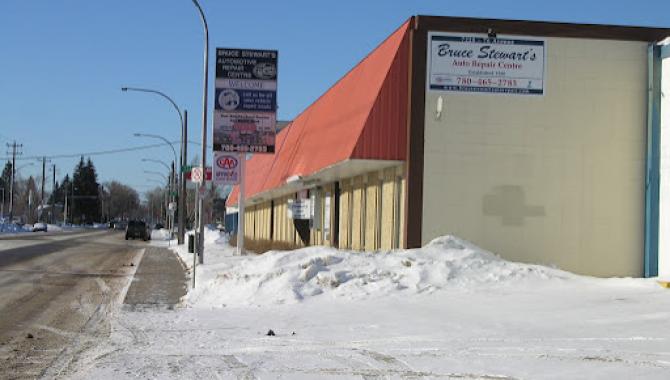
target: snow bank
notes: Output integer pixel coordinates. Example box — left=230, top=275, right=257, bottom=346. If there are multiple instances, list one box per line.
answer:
left=151, top=228, right=171, bottom=241
left=181, top=235, right=577, bottom=308
left=46, top=224, right=64, bottom=232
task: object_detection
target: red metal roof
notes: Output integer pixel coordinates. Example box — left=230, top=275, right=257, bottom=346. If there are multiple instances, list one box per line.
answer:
left=228, top=19, right=410, bottom=206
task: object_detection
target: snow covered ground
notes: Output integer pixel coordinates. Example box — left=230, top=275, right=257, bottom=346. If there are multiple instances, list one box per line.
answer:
left=71, top=230, right=670, bottom=379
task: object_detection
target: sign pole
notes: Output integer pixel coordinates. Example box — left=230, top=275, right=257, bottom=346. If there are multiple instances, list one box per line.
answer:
left=237, top=154, right=245, bottom=255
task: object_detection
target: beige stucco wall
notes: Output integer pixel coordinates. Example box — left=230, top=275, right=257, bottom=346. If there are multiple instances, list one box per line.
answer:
left=422, top=36, right=648, bottom=277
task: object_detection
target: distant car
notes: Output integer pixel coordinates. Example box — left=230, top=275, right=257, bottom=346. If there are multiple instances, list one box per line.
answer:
left=32, top=222, right=47, bottom=232
left=125, top=220, right=150, bottom=241
left=115, top=221, right=128, bottom=231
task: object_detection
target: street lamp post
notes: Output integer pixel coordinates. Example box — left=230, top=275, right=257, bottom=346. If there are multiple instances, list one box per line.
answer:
left=142, top=159, right=174, bottom=222
left=134, top=133, right=178, bottom=237
left=122, top=87, right=187, bottom=244
left=191, top=0, right=209, bottom=266
left=144, top=171, right=170, bottom=228
left=147, top=178, right=168, bottom=224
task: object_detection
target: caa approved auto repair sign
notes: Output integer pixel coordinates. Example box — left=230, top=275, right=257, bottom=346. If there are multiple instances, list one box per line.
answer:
left=213, top=152, right=240, bottom=185
left=428, top=32, right=545, bottom=95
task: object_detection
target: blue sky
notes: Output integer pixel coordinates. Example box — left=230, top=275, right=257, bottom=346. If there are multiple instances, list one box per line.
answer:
left=1, top=0, right=668, bottom=196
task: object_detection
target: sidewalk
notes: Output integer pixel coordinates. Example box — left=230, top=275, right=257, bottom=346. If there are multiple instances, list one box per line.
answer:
left=123, top=246, right=187, bottom=309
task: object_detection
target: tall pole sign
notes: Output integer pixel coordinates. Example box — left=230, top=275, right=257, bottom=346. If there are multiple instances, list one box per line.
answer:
left=214, top=48, right=277, bottom=255
left=214, top=48, right=278, bottom=154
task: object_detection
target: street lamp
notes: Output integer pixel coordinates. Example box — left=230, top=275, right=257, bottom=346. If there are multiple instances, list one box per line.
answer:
left=191, top=0, right=209, bottom=266
left=123, top=87, right=188, bottom=245
left=143, top=170, right=168, bottom=182
left=142, top=158, right=171, bottom=172
left=133, top=133, right=178, bottom=165
left=135, top=133, right=178, bottom=236
left=146, top=178, right=168, bottom=225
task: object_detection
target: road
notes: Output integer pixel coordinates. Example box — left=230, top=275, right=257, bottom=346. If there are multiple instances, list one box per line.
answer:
left=0, top=230, right=146, bottom=379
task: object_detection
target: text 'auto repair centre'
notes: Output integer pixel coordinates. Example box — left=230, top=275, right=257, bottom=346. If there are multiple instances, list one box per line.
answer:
left=224, top=15, right=670, bottom=278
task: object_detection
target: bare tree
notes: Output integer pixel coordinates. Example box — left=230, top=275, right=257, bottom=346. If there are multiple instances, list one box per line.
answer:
left=103, top=181, right=140, bottom=221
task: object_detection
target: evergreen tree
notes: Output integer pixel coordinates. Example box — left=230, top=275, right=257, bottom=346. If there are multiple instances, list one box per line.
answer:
left=72, top=157, right=101, bottom=223
left=1, top=161, right=11, bottom=194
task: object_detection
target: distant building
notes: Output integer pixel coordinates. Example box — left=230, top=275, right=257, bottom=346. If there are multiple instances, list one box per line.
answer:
left=228, top=15, right=670, bottom=278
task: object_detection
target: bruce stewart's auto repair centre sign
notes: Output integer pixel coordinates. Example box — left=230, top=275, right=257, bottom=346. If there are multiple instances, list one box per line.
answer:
left=214, top=48, right=277, bottom=153
left=428, top=33, right=545, bottom=95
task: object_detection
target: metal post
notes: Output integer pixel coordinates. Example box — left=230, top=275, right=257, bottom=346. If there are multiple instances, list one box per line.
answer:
left=40, top=157, right=45, bottom=222
left=122, top=87, right=185, bottom=243
left=179, top=110, right=188, bottom=244
left=51, top=164, right=56, bottom=224
left=171, top=160, right=176, bottom=237
left=6, top=141, right=22, bottom=222
left=192, top=0, right=209, bottom=265
left=238, top=154, right=245, bottom=255
left=64, top=191, right=67, bottom=225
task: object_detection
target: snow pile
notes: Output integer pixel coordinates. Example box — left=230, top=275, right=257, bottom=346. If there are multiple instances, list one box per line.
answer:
left=46, top=224, right=64, bottom=232
left=151, top=228, right=171, bottom=241
left=203, top=227, right=228, bottom=245
left=184, top=235, right=575, bottom=307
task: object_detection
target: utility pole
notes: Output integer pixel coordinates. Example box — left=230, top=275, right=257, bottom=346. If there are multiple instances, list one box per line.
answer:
left=39, top=156, right=50, bottom=222
left=192, top=0, right=209, bottom=265
left=171, top=160, right=176, bottom=235
left=6, top=141, right=23, bottom=222
left=51, top=164, right=56, bottom=223
left=179, top=110, right=188, bottom=244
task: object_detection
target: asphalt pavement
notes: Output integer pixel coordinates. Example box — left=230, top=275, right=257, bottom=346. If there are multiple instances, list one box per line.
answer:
left=0, top=230, right=145, bottom=379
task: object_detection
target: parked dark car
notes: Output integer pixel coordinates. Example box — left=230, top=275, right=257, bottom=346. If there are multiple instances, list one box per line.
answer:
left=125, top=220, right=150, bottom=241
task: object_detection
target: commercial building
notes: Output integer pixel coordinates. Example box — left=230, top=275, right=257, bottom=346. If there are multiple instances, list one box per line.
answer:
left=227, top=15, right=670, bottom=277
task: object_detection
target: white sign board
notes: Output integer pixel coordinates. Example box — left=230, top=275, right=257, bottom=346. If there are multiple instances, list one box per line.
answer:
left=213, top=152, right=240, bottom=185
left=428, top=33, right=545, bottom=95
left=191, top=167, right=203, bottom=184
left=287, top=198, right=310, bottom=220
left=324, top=193, right=331, bottom=239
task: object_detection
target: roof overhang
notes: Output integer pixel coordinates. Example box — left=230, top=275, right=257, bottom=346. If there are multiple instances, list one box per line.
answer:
left=243, top=159, right=403, bottom=206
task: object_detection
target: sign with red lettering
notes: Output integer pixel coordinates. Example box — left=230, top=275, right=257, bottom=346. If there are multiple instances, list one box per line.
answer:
left=428, top=33, right=545, bottom=95
left=213, top=152, right=240, bottom=185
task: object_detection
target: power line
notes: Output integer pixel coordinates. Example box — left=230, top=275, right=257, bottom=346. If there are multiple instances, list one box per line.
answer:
left=0, top=140, right=212, bottom=162
left=0, top=141, right=180, bottom=161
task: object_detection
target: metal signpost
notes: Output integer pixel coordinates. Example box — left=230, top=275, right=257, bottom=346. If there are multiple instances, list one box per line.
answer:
left=214, top=48, right=278, bottom=255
